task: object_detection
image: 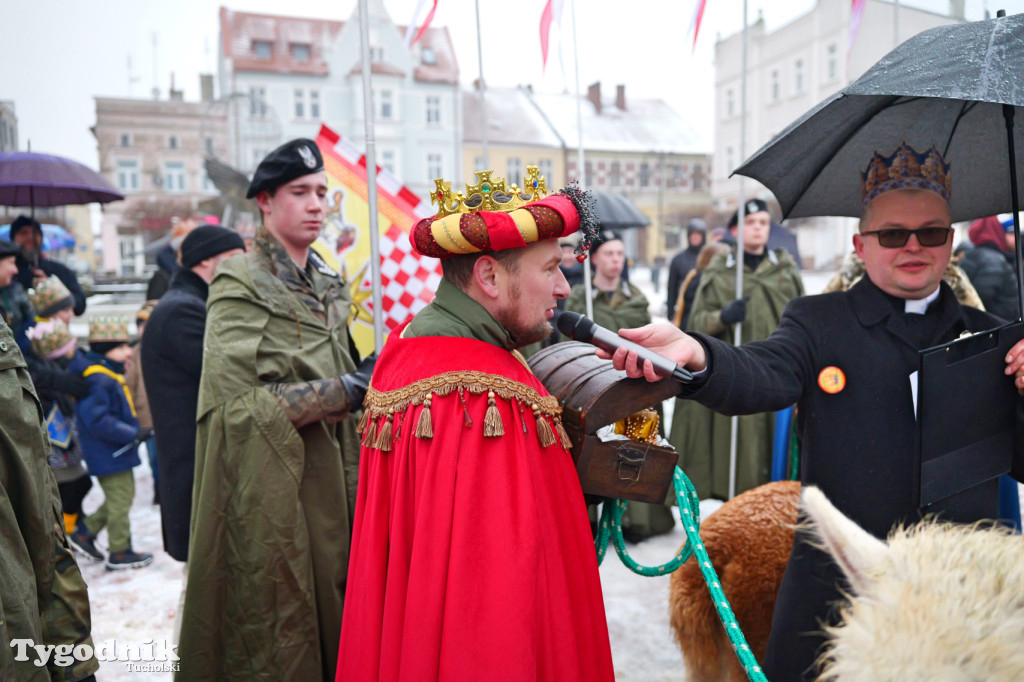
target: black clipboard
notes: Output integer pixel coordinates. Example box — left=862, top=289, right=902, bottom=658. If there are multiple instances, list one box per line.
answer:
left=917, top=321, right=1023, bottom=507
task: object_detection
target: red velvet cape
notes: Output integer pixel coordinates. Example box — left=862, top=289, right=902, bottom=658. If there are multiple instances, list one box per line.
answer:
left=337, top=330, right=613, bottom=681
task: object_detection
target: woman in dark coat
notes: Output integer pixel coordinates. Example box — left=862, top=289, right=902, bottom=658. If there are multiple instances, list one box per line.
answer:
left=959, top=215, right=1018, bottom=321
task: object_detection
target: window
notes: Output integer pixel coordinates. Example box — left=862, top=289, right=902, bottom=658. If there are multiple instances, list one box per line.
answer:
left=202, top=172, right=215, bottom=192
left=726, top=147, right=735, bottom=174
left=116, top=160, right=138, bottom=192
left=205, top=137, right=214, bottom=154
left=119, top=133, right=131, bottom=148
left=291, top=43, right=310, bottom=62
left=310, top=90, right=321, bottom=119
left=253, top=40, right=272, bottom=60
left=252, top=148, right=268, bottom=169
left=168, top=135, right=178, bottom=150
left=378, top=89, right=393, bottom=120
left=164, top=162, right=186, bottom=193
left=584, top=161, right=593, bottom=187
left=426, top=96, right=441, bottom=125
left=119, top=239, right=137, bottom=276
left=639, top=162, right=651, bottom=187
left=827, top=44, right=837, bottom=80
left=294, top=89, right=306, bottom=119
left=421, top=47, right=437, bottom=65
left=795, top=59, right=805, bottom=93
left=538, top=159, right=553, bottom=181
left=427, top=153, right=443, bottom=180
left=610, top=161, right=621, bottom=187
left=474, top=156, right=485, bottom=171
left=249, top=87, right=266, bottom=117
left=370, top=46, right=384, bottom=62
left=380, top=150, right=396, bottom=174
left=507, top=158, right=522, bottom=184
left=726, top=89, right=735, bottom=117
left=771, top=70, right=780, bottom=101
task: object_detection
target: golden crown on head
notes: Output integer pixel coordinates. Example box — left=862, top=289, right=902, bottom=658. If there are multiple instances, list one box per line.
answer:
left=430, top=167, right=548, bottom=219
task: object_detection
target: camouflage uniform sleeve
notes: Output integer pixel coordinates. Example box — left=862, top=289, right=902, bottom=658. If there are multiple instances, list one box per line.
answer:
left=264, top=377, right=354, bottom=429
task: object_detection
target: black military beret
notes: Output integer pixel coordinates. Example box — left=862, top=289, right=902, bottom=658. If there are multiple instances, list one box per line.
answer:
left=246, top=138, right=325, bottom=198
left=727, top=198, right=770, bottom=228
left=0, top=239, right=20, bottom=259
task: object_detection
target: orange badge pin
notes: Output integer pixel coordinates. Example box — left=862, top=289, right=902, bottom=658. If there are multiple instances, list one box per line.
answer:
left=818, top=366, right=846, bottom=394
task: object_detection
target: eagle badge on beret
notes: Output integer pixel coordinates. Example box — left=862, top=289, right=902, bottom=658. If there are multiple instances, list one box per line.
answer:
left=298, top=145, right=317, bottom=169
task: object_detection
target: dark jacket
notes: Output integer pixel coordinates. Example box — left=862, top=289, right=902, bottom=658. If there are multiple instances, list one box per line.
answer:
left=146, top=245, right=179, bottom=300
left=16, top=254, right=86, bottom=316
left=69, top=349, right=140, bottom=477
left=141, top=268, right=209, bottom=561
left=960, top=217, right=1017, bottom=321
left=681, top=277, right=1009, bottom=681
left=667, top=244, right=703, bottom=322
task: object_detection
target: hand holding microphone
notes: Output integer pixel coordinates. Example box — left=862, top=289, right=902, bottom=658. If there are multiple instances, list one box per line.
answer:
left=556, top=312, right=696, bottom=382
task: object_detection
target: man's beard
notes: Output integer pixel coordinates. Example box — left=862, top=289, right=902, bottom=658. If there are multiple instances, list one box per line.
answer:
left=494, top=297, right=554, bottom=347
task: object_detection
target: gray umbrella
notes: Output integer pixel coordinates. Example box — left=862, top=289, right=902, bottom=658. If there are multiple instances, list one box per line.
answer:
left=590, top=190, right=651, bottom=230
left=735, top=12, right=1024, bottom=223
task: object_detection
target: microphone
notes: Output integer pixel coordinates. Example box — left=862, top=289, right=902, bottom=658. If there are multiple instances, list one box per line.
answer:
left=557, top=312, right=693, bottom=382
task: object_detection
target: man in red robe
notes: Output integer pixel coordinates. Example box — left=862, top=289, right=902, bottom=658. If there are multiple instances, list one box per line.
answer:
left=337, top=182, right=614, bottom=681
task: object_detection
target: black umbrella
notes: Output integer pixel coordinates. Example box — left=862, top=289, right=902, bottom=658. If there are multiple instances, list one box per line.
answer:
left=590, top=190, right=651, bottom=230
left=735, top=10, right=1024, bottom=308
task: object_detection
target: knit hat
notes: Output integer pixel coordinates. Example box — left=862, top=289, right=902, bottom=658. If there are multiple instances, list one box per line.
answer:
left=28, top=275, right=74, bottom=318
left=27, top=319, right=77, bottom=360
left=10, top=215, right=42, bottom=240
left=88, top=315, right=132, bottom=343
left=0, top=238, right=19, bottom=259
left=180, top=224, right=246, bottom=269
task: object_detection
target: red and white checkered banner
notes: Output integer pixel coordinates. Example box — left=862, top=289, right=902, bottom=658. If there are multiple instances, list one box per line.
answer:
left=313, top=124, right=441, bottom=355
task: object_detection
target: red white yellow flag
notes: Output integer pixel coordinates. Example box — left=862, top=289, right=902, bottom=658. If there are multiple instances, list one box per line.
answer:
left=313, top=124, right=441, bottom=356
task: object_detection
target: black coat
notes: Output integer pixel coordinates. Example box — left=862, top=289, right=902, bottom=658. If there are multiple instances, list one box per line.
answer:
left=683, top=277, right=1013, bottom=681
left=15, top=254, right=86, bottom=315
left=141, top=268, right=209, bottom=561
left=666, top=245, right=702, bottom=322
left=959, top=242, right=1018, bottom=322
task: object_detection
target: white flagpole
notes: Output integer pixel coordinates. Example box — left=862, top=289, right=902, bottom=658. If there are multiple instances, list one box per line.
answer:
left=728, top=0, right=750, bottom=500
left=358, top=0, right=385, bottom=352
left=570, top=0, right=592, bottom=320
left=475, top=0, right=489, bottom=169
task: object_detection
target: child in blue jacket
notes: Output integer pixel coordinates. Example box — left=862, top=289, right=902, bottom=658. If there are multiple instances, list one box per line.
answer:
left=67, top=316, right=153, bottom=570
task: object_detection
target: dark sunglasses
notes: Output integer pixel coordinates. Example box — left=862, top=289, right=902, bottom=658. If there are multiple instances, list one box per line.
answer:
left=860, top=227, right=952, bottom=248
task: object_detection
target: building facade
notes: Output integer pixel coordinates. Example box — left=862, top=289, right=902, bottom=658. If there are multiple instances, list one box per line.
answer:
left=0, top=101, right=17, bottom=152
left=218, top=1, right=460, bottom=199
left=713, top=0, right=964, bottom=269
left=93, top=90, right=228, bottom=275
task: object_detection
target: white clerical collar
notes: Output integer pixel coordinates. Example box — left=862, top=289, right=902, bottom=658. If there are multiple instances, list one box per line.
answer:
left=904, top=286, right=941, bottom=315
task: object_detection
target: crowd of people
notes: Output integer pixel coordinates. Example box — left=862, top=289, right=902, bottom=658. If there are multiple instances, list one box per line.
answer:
left=2, top=134, right=1024, bottom=682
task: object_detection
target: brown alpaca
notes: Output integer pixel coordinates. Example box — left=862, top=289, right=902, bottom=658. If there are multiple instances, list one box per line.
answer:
left=669, top=481, right=801, bottom=682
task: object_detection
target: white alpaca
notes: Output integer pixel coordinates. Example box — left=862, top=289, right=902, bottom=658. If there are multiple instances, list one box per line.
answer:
left=803, top=486, right=1024, bottom=682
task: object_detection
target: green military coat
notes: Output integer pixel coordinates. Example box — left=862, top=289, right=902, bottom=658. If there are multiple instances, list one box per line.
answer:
left=670, top=248, right=805, bottom=499
left=0, top=320, right=97, bottom=682
left=178, top=234, right=361, bottom=682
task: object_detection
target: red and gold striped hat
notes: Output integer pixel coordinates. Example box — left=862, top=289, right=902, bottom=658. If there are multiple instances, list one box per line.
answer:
left=410, top=167, right=597, bottom=260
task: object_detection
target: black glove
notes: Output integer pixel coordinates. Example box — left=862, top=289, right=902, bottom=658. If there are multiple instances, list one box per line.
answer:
left=719, top=297, right=749, bottom=325
left=62, top=372, right=91, bottom=399
left=340, top=353, right=378, bottom=408
left=135, top=427, right=154, bottom=443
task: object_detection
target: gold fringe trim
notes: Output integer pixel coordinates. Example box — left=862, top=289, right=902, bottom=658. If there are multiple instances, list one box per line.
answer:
left=362, top=370, right=561, bottom=447
left=555, top=419, right=573, bottom=450
left=535, top=414, right=556, bottom=448
left=356, top=408, right=371, bottom=435
left=374, top=411, right=394, bottom=452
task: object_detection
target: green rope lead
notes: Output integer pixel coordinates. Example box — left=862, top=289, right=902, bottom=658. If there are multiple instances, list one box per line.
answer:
left=595, top=466, right=769, bottom=682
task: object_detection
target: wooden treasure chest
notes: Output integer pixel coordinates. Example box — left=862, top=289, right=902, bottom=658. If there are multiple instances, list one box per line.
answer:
left=529, top=341, right=680, bottom=503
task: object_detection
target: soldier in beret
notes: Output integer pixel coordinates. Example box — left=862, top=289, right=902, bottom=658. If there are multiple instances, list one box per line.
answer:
left=177, top=139, right=374, bottom=682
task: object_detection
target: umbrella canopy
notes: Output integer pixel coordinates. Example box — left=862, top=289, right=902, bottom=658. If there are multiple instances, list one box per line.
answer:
left=0, top=151, right=124, bottom=208
left=590, top=190, right=651, bottom=230
left=0, top=223, right=75, bottom=251
left=734, top=13, right=1024, bottom=223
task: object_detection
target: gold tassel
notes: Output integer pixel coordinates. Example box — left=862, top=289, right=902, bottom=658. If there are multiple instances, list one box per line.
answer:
left=555, top=418, right=573, bottom=450
left=416, top=394, right=434, bottom=438
left=483, top=391, right=504, bottom=437
left=375, top=410, right=394, bottom=451
left=363, top=416, right=378, bottom=448
left=356, top=408, right=371, bottom=435
left=533, top=403, right=556, bottom=448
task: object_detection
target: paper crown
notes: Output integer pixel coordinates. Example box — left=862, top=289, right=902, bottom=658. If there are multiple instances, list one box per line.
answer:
left=861, top=142, right=951, bottom=205
left=411, top=168, right=597, bottom=260
left=27, top=318, right=76, bottom=360
left=88, top=315, right=132, bottom=343
left=28, top=275, right=73, bottom=318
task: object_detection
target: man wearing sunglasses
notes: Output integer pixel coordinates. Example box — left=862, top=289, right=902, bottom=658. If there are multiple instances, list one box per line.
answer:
left=597, top=142, right=1024, bottom=681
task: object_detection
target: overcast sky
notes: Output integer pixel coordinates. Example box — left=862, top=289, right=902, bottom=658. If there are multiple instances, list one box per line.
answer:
left=2, top=0, right=1016, bottom=169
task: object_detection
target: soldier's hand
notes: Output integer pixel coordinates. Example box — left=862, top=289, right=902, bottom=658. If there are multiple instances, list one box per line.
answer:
left=719, top=297, right=749, bottom=325
left=340, top=353, right=378, bottom=407
left=595, top=323, right=706, bottom=381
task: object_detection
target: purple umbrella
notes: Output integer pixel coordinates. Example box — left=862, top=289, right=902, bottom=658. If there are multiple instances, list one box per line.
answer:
left=0, top=150, right=124, bottom=209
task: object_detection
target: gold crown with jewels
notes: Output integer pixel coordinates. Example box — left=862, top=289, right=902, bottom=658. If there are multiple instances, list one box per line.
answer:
left=430, top=167, right=548, bottom=218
